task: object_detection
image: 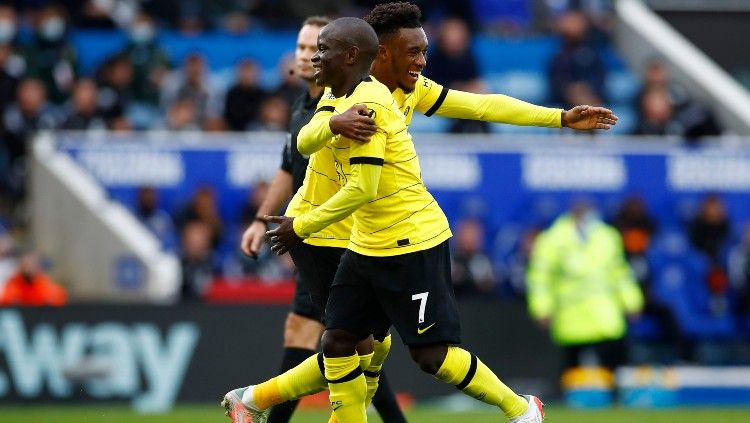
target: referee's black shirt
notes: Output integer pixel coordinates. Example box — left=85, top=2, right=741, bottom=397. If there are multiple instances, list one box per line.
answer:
left=281, top=91, right=323, bottom=192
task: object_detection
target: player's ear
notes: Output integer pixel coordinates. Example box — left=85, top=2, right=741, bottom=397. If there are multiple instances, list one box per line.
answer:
left=346, top=46, right=359, bottom=65
left=377, top=44, right=387, bottom=60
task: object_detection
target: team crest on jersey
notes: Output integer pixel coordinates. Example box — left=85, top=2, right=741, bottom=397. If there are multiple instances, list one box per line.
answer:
left=403, top=106, right=411, bottom=116
left=367, top=108, right=377, bottom=119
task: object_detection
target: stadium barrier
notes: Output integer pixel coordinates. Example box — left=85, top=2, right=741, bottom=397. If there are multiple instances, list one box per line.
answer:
left=0, top=301, right=557, bottom=412
left=30, top=132, right=180, bottom=303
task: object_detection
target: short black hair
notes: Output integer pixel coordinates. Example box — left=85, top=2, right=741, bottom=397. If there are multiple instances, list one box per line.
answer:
left=364, top=2, right=422, bottom=39
left=303, top=15, right=331, bottom=28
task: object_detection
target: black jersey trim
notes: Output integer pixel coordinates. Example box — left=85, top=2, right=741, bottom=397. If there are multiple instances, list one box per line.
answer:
left=315, top=105, right=335, bottom=114
left=424, top=87, right=449, bottom=117
left=345, top=77, right=373, bottom=98
left=350, top=156, right=384, bottom=166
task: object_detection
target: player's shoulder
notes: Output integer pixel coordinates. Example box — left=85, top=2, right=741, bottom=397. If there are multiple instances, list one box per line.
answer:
left=415, top=74, right=442, bottom=94
left=356, top=76, right=394, bottom=102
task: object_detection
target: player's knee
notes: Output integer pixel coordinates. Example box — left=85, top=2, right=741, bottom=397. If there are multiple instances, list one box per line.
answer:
left=409, top=345, right=448, bottom=375
left=321, top=329, right=359, bottom=357
left=355, top=335, right=375, bottom=355
left=283, top=313, right=323, bottom=349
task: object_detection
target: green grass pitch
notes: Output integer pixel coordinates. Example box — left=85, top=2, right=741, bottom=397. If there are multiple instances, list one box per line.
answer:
left=1, top=405, right=749, bottom=422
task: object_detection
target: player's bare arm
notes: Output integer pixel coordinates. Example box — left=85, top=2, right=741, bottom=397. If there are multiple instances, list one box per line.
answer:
left=561, top=105, right=618, bottom=130
left=329, top=103, right=378, bottom=142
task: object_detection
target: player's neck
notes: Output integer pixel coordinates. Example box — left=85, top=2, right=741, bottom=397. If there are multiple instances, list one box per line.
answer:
left=331, top=70, right=370, bottom=98
left=370, top=63, right=396, bottom=92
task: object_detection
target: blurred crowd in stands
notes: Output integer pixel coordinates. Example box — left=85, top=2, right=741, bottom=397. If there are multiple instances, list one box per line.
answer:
left=0, top=0, right=745, bottom=363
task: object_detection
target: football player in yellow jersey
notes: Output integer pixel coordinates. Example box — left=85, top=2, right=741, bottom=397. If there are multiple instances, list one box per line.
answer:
left=233, top=16, right=406, bottom=423
left=263, top=17, right=545, bottom=423
left=324, top=2, right=617, bottom=146
left=222, top=3, right=617, bottom=421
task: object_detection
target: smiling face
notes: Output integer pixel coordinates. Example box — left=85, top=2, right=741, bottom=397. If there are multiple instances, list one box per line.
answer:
left=310, top=26, right=351, bottom=89
left=295, top=24, right=322, bottom=82
left=380, top=27, right=428, bottom=92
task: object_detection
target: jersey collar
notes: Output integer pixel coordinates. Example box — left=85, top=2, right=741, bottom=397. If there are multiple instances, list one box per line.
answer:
left=345, top=76, right=373, bottom=98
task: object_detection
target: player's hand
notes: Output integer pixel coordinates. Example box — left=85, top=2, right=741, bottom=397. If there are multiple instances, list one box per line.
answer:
left=329, top=104, right=377, bottom=143
left=562, top=105, right=618, bottom=130
left=240, top=219, right=267, bottom=259
left=265, top=215, right=303, bottom=256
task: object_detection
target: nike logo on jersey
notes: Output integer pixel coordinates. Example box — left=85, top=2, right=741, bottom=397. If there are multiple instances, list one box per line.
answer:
left=417, top=323, right=436, bottom=335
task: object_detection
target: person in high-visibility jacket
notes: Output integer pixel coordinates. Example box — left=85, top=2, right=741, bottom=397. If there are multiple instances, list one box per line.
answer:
left=526, top=201, right=644, bottom=371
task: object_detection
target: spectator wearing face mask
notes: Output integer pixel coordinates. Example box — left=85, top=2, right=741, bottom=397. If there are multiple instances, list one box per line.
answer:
left=121, top=12, right=171, bottom=106
left=22, top=5, right=78, bottom=104
left=0, top=4, right=25, bottom=114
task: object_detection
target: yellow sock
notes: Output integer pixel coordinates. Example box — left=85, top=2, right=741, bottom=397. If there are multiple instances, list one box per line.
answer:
left=325, top=348, right=371, bottom=423
left=435, top=346, right=528, bottom=419
left=325, top=354, right=367, bottom=423
left=359, top=352, right=374, bottom=373
left=253, top=353, right=327, bottom=410
left=364, top=334, right=392, bottom=405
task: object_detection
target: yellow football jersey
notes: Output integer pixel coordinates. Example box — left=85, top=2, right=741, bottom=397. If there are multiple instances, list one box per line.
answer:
left=299, top=76, right=451, bottom=256
left=285, top=89, right=352, bottom=248
left=390, top=74, right=447, bottom=125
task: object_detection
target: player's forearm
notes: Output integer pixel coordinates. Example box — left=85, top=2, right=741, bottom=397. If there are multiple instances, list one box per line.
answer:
left=293, top=164, right=381, bottom=237
left=437, top=90, right=562, bottom=128
left=255, top=169, right=293, bottom=217
left=298, top=111, right=335, bottom=155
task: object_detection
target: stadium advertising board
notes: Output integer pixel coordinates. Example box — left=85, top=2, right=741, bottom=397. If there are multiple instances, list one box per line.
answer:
left=57, top=134, right=750, bottom=230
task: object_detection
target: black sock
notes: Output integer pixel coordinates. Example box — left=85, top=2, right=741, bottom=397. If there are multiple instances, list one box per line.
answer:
left=372, top=370, right=407, bottom=423
left=267, top=347, right=316, bottom=423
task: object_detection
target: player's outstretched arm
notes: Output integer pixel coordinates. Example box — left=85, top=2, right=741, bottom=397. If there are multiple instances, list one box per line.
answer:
left=434, top=89, right=563, bottom=128
left=561, top=105, right=618, bottom=130
left=434, top=89, right=617, bottom=130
